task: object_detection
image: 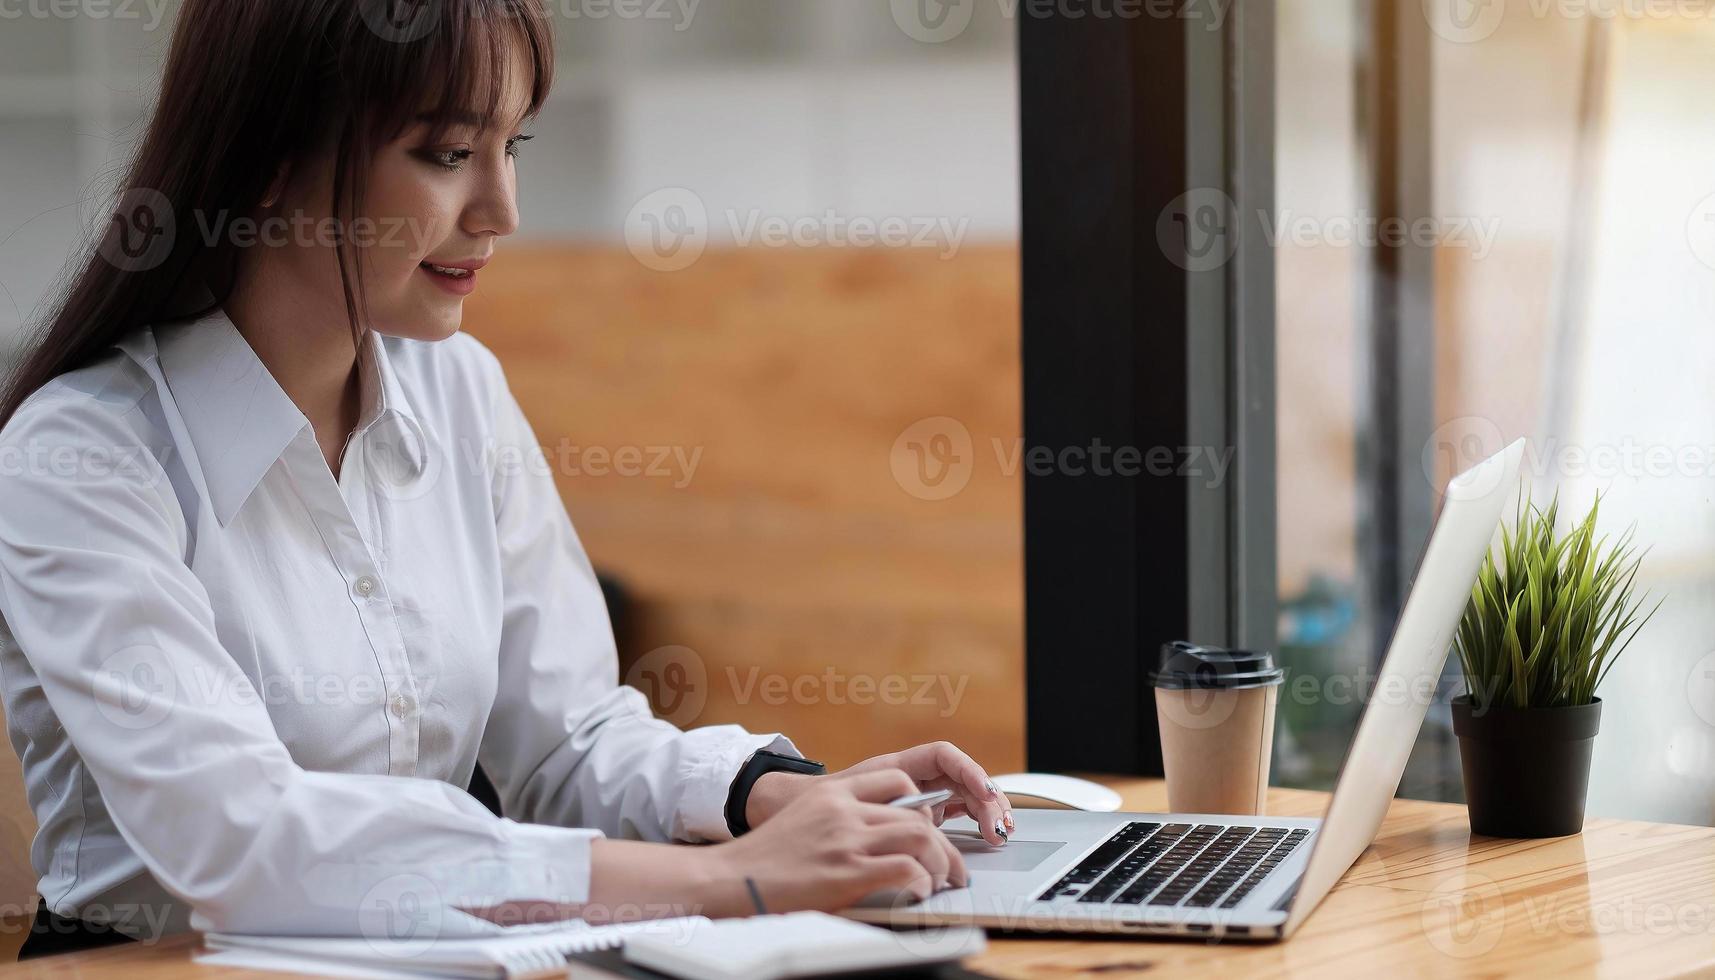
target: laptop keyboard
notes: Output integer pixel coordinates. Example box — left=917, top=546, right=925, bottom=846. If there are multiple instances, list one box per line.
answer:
left=1038, top=822, right=1311, bottom=909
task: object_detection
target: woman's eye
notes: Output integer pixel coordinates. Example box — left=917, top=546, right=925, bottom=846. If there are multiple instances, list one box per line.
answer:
left=416, top=134, right=531, bottom=171
left=421, top=148, right=473, bottom=172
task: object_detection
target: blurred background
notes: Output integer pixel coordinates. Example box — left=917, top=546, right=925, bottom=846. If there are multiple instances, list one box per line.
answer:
left=0, top=0, right=1029, bottom=793
left=1276, top=0, right=1715, bottom=826
left=0, top=0, right=1711, bottom=878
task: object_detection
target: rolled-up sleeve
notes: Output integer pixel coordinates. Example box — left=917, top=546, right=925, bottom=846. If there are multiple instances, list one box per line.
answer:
left=470, top=348, right=797, bottom=844
left=0, top=395, right=598, bottom=936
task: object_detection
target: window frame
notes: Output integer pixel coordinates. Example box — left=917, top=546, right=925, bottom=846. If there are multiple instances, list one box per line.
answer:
left=1020, top=2, right=1279, bottom=774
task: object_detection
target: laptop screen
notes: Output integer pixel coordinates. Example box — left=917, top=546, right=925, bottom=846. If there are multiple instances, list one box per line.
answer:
left=1282, top=440, right=1525, bottom=934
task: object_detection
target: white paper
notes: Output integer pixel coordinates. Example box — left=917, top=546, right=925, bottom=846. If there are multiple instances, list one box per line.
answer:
left=195, top=947, right=433, bottom=979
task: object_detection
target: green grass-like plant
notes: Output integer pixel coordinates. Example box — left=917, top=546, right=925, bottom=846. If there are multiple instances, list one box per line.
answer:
left=1454, top=494, right=1661, bottom=710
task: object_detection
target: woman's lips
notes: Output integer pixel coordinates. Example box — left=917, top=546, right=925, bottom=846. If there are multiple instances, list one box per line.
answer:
left=419, top=261, right=477, bottom=296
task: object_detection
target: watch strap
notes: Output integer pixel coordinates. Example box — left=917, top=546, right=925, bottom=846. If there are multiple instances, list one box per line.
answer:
left=724, top=749, right=827, bottom=836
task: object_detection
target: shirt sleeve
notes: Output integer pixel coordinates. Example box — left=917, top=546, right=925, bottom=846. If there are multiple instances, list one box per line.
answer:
left=469, top=345, right=798, bottom=844
left=0, top=394, right=596, bottom=937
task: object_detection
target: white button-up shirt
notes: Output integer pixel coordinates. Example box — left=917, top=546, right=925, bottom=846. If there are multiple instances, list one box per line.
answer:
left=0, top=304, right=792, bottom=938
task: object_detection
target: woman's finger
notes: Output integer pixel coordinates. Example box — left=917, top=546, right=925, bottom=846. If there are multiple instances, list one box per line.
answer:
left=861, top=821, right=953, bottom=889
left=857, top=854, right=935, bottom=904
left=836, top=767, right=920, bottom=805
left=855, top=803, right=967, bottom=889
left=916, top=772, right=1011, bottom=845
left=923, top=741, right=994, bottom=800
left=923, top=742, right=1013, bottom=843
left=854, top=743, right=1014, bottom=842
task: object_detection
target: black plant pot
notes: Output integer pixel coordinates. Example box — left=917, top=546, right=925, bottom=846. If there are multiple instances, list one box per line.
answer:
left=1451, top=695, right=1602, bottom=838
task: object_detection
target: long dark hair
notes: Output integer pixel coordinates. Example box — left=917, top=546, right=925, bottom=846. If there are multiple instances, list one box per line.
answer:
left=0, top=0, right=553, bottom=429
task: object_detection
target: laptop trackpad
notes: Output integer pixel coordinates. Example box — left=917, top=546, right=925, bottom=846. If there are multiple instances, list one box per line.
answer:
left=951, top=837, right=1065, bottom=873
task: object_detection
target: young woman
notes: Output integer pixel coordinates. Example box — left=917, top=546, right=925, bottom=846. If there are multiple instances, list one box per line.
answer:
left=0, top=0, right=1012, bottom=955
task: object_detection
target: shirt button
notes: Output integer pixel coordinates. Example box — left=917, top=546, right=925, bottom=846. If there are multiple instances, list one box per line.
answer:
left=390, top=694, right=414, bottom=719
left=354, top=575, right=377, bottom=599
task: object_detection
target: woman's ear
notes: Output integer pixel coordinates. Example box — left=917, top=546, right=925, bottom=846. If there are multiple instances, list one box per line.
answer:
left=260, top=162, right=290, bottom=209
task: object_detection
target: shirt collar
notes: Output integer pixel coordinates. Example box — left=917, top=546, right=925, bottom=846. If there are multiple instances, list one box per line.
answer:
left=121, top=300, right=430, bottom=527
left=355, top=329, right=433, bottom=491
left=355, top=324, right=425, bottom=438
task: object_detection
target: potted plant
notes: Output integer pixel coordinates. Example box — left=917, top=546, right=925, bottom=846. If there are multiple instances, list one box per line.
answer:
left=1450, top=494, right=1660, bottom=838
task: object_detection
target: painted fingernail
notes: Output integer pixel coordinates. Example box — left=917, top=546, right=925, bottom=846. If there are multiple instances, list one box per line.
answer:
left=984, top=779, right=999, bottom=799
left=1003, top=810, right=1014, bottom=833
left=994, top=818, right=1009, bottom=841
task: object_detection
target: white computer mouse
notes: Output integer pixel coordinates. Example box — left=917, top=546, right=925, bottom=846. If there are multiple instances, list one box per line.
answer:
left=990, top=773, right=1122, bottom=812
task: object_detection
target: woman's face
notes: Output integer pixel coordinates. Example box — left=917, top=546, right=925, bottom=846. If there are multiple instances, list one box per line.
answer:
left=263, top=42, right=533, bottom=342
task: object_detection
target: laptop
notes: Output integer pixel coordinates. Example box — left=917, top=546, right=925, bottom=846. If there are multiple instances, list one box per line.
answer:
left=848, top=439, right=1526, bottom=941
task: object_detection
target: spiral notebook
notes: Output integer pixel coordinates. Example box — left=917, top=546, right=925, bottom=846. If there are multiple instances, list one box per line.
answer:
left=197, top=916, right=704, bottom=980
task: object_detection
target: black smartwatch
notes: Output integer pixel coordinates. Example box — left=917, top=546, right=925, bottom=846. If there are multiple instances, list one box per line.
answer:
left=724, top=748, right=826, bottom=836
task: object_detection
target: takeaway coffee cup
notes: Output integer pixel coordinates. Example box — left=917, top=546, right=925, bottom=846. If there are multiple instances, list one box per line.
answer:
left=1150, top=641, right=1285, bottom=815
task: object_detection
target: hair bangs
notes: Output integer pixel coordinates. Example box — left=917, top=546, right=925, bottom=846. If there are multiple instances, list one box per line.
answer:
left=370, top=0, right=555, bottom=146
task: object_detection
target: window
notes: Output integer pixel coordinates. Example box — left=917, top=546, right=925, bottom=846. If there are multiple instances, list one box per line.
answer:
left=1275, top=0, right=1715, bottom=823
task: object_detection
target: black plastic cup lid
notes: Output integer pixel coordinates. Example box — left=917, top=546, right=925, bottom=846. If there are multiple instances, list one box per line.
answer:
left=1149, top=641, right=1284, bottom=690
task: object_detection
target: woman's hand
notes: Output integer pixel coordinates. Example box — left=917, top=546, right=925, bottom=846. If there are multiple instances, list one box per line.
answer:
left=746, top=741, right=1014, bottom=846
left=710, top=768, right=965, bottom=914
left=500, top=769, right=961, bottom=925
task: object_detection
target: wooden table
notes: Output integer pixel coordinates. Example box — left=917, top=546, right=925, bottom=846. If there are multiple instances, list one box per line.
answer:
left=6, top=778, right=1712, bottom=978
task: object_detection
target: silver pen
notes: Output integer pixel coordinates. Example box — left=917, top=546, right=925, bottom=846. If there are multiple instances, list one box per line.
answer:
left=888, top=788, right=954, bottom=809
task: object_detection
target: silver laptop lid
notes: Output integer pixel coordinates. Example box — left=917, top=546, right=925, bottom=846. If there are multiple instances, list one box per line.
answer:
left=1282, top=439, right=1526, bottom=935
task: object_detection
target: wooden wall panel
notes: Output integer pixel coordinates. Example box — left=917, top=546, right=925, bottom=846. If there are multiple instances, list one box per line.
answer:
left=464, top=246, right=1025, bottom=771
left=0, top=704, right=37, bottom=930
